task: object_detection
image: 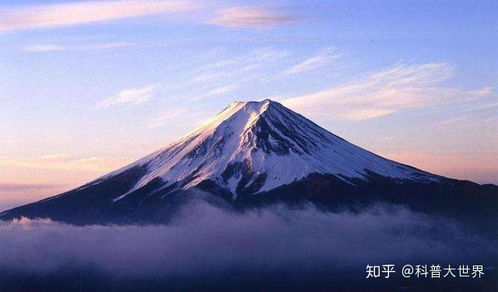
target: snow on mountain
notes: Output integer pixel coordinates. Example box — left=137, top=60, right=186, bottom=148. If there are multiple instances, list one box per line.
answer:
left=5, top=99, right=496, bottom=227
left=100, top=99, right=437, bottom=202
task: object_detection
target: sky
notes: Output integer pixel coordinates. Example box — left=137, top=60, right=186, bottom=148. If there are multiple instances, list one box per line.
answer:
left=0, top=0, right=497, bottom=210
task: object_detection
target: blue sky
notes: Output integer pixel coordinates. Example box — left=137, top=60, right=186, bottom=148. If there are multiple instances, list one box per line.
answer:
left=0, top=0, right=497, bottom=209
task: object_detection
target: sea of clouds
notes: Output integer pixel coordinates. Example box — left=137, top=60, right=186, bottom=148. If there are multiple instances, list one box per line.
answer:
left=0, top=201, right=495, bottom=283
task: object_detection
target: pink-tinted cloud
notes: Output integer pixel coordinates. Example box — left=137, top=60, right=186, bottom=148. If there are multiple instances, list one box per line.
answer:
left=22, top=42, right=137, bottom=52
left=209, top=6, right=296, bottom=29
left=0, top=0, right=197, bottom=32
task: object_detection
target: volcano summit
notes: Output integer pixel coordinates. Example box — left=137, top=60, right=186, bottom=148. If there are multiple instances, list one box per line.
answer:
left=1, top=100, right=496, bottom=225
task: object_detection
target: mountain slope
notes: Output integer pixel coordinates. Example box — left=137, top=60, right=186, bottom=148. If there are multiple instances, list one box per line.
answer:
left=1, top=99, right=496, bottom=225
left=96, top=99, right=438, bottom=201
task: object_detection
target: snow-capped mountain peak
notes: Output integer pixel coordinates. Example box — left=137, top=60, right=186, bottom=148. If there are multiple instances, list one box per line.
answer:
left=106, top=99, right=436, bottom=201
left=8, top=99, right=496, bottom=227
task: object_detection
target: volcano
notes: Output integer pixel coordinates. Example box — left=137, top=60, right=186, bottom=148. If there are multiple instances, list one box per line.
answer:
left=1, top=100, right=497, bottom=225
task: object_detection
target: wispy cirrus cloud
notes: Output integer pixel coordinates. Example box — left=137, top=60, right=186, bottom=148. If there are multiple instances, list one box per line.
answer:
left=209, top=6, right=297, bottom=29
left=283, top=63, right=493, bottom=120
left=0, top=0, right=197, bottom=32
left=148, top=105, right=213, bottom=130
left=148, top=108, right=188, bottom=128
left=280, top=47, right=342, bottom=76
left=194, top=47, right=290, bottom=73
left=98, top=85, right=158, bottom=108
left=22, top=42, right=137, bottom=53
left=197, top=85, right=236, bottom=100
left=180, top=48, right=289, bottom=100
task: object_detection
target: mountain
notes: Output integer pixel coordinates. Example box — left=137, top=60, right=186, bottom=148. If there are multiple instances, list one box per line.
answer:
left=1, top=99, right=497, bottom=225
